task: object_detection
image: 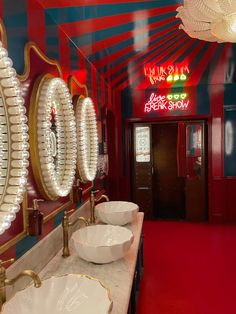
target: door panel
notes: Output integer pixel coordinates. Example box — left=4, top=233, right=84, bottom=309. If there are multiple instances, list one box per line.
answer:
left=132, top=124, right=153, bottom=219
left=152, top=124, right=185, bottom=219
left=185, top=122, right=207, bottom=221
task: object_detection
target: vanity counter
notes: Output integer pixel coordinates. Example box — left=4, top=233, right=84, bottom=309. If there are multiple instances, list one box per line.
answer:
left=39, top=212, right=144, bottom=314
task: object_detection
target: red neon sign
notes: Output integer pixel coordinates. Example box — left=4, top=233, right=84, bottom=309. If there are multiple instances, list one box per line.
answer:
left=144, top=93, right=190, bottom=112
left=144, top=64, right=190, bottom=85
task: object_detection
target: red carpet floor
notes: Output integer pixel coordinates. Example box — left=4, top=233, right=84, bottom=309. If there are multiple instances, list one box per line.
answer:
left=136, top=221, right=236, bottom=314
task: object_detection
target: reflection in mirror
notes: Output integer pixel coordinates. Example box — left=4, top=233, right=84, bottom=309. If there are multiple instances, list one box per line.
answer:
left=0, top=41, right=29, bottom=234
left=49, top=104, right=57, bottom=161
left=29, top=76, right=77, bottom=200
left=186, top=124, right=202, bottom=178
left=76, top=97, right=98, bottom=182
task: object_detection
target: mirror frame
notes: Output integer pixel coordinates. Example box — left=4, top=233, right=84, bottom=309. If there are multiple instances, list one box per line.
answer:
left=0, top=39, right=29, bottom=235
left=29, top=74, right=77, bottom=200
left=75, top=97, right=99, bottom=182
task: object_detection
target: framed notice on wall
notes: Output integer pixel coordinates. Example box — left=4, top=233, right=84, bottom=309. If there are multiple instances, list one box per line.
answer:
left=135, top=126, right=150, bottom=162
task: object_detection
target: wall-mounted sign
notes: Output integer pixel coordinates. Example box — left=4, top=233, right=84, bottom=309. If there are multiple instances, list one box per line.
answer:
left=144, top=64, right=190, bottom=85
left=135, top=126, right=150, bottom=162
left=144, top=93, right=189, bottom=113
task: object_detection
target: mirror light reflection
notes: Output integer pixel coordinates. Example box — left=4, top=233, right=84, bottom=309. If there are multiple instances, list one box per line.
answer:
left=76, top=97, right=99, bottom=182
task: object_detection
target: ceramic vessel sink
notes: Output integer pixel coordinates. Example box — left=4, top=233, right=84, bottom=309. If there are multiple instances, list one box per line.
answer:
left=95, top=201, right=139, bottom=225
left=71, top=224, right=134, bottom=264
left=2, top=274, right=112, bottom=314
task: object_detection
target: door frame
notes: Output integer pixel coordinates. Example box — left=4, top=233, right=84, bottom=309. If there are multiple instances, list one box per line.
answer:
left=125, top=115, right=210, bottom=220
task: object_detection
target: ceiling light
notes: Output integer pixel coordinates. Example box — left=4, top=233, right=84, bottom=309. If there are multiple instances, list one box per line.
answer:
left=176, top=0, right=236, bottom=43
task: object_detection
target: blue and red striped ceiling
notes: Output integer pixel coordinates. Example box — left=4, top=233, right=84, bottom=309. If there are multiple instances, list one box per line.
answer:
left=23, top=0, right=236, bottom=90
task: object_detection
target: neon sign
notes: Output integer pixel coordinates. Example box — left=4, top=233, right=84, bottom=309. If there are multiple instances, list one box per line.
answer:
left=144, top=64, right=190, bottom=85
left=144, top=93, right=189, bottom=112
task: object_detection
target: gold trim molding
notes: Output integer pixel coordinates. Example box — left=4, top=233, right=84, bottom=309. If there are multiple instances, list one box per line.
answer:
left=68, top=75, right=88, bottom=97
left=0, top=19, right=7, bottom=48
left=17, top=42, right=62, bottom=81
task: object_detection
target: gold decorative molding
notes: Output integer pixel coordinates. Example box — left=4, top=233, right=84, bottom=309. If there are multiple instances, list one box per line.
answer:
left=0, top=19, right=7, bottom=48
left=17, top=41, right=62, bottom=81
left=68, top=75, right=88, bottom=97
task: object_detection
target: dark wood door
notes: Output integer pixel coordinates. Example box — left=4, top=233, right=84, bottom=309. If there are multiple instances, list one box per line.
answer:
left=132, top=124, right=153, bottom=219
left=131, top=121, right=207, bottom=221
left=152, top=123, right=185, bottom=219
left=185, top=122, right=207, bottom=221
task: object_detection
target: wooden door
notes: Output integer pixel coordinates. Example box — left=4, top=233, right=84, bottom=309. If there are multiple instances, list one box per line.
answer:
left=152, top=123, right=185, bottom=219
left=185, top=121, right=207, bottom=221
left=132, top=124, right=153, bottom=219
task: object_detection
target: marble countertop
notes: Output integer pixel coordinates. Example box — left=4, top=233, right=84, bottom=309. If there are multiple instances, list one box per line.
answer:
left=39, top=212, right=144, bottom=314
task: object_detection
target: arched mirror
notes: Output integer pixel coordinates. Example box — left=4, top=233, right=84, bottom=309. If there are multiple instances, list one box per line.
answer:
left=76, top=97, right=98, bottom=182
left=29, top=75, right=77, bottom=200
left=0, top=41, right=29, bottom=234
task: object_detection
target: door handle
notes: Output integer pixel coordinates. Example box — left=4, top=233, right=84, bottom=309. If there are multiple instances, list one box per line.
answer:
left=138, top=187, right=150, bottom=190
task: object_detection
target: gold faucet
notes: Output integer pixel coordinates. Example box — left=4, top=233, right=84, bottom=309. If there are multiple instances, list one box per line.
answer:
left=62, top=209, right=89, bottom=258
left=89, top=190, right=109, bottom=224
left=0, top=259, right=41, bottom=311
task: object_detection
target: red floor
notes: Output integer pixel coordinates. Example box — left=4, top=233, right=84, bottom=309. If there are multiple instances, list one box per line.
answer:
left=137, top=221, right=236, bottom=314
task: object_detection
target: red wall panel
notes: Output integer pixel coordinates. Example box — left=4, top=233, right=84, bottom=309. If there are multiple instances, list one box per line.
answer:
left=27, top=0, right=46, bottom=52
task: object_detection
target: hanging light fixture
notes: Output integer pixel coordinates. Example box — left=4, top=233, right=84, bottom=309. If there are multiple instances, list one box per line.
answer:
left=176, top=0, right=236, bottom=43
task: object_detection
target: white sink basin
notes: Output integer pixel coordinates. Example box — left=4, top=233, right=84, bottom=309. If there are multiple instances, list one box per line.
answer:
left=2, top=274, right=112, bottom=314
left=71, top=224, right=134, bottom=264
left=95, top=201, right=139, bottom=225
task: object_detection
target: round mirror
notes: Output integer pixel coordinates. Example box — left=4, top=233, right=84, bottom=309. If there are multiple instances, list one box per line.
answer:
left=0, top=41, right=29, bottom=235
left=29, top=75, right=77, bottom=200
left=76, top=97, right=98, bottom=182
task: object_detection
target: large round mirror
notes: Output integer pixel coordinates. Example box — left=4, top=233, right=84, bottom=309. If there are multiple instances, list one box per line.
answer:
left=76, top=97, right=98, bottom=182
left=29, top=75, right=77, bottom=200
left=0, top=41, right=29, bottom=235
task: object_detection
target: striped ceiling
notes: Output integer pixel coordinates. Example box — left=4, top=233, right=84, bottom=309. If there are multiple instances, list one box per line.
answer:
left=37, top=0, right=235, bottom=91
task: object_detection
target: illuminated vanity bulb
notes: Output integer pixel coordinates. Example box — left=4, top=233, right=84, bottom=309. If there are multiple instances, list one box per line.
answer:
left=0, top=57, right=13, bottom=68
left=0, top=48, right=8, bottom=58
